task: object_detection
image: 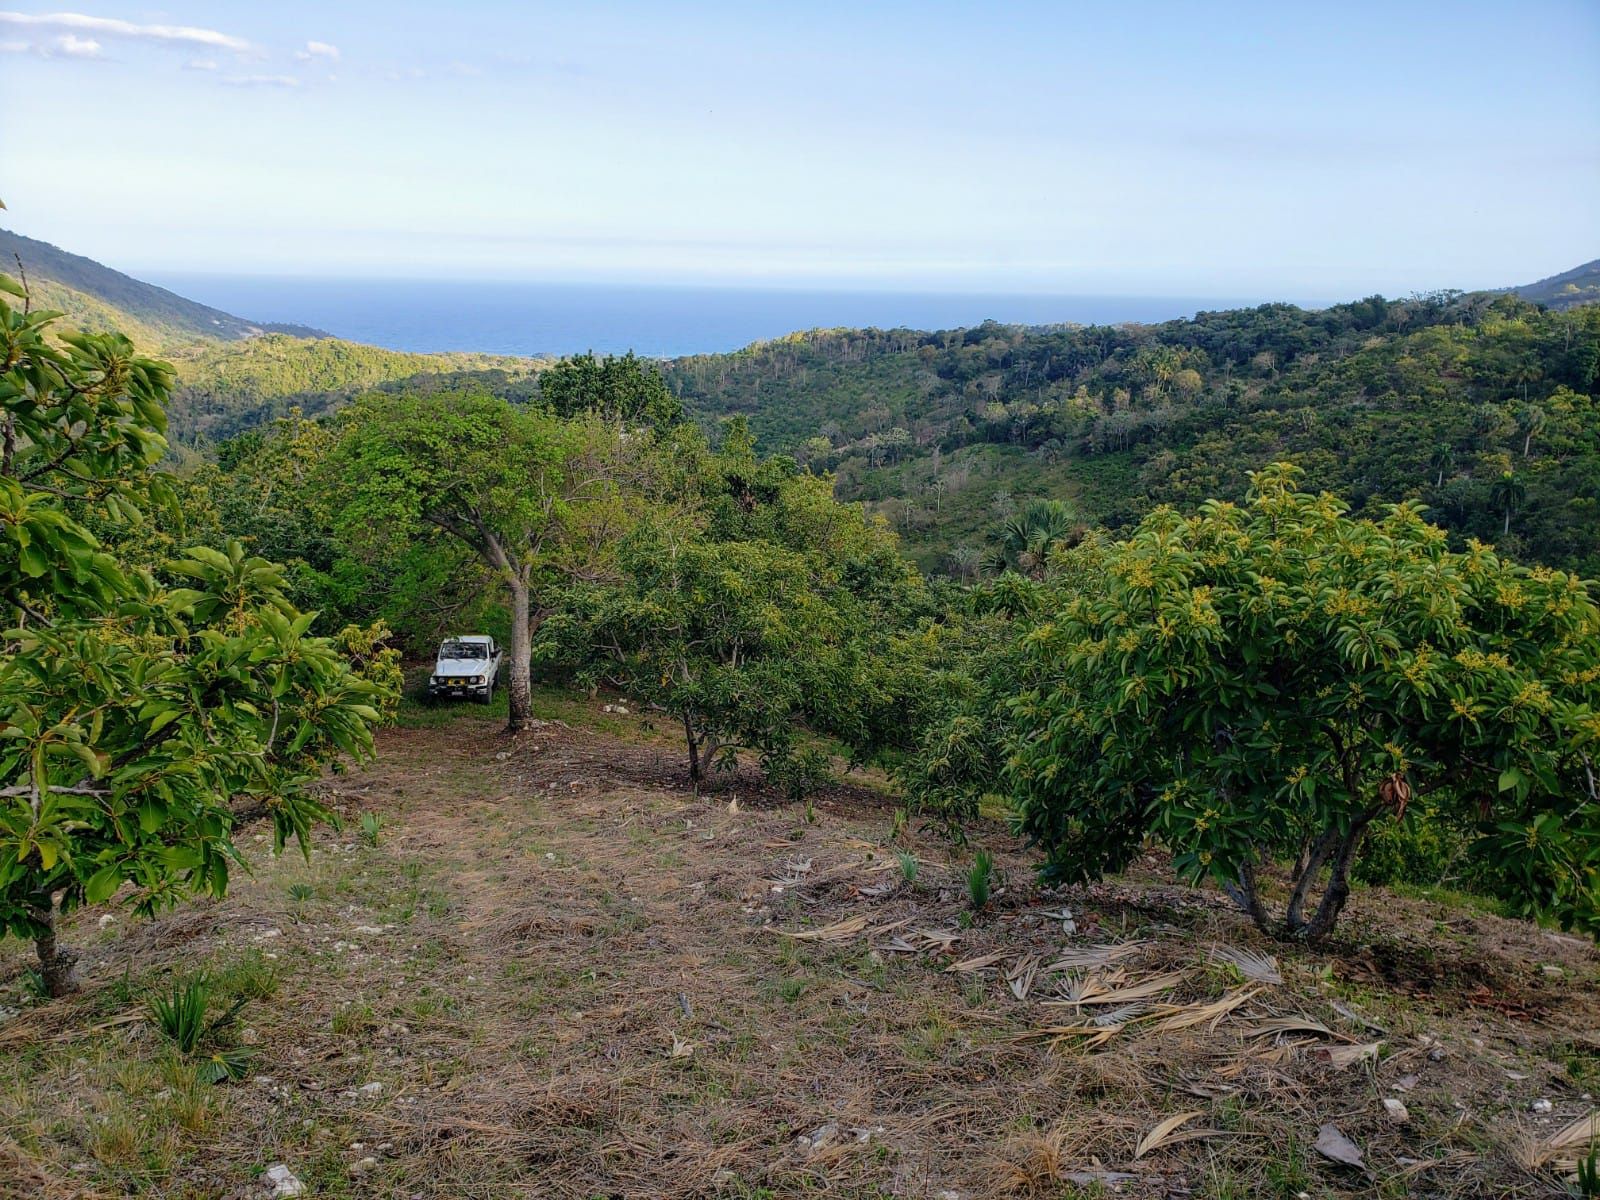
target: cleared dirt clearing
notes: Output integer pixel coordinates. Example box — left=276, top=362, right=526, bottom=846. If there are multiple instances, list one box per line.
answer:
left=2, top=708, right=1598, bottom=1198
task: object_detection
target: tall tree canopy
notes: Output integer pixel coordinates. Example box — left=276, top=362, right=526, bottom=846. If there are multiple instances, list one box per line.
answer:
left=539, top=350, right=683, bottom=432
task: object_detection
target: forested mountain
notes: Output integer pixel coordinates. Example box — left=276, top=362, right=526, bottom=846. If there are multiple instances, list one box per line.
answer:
left=7, top=231, right=1596, bottom=573
left=164, top=337, right=542, bottom=445
left=1510, top=258, right=1600, bottom=310
left=664, top=292, right=1600, bottom=575
left=0, top=228, right=325, bottom=343
left=1, top=228, right=540, bottom=444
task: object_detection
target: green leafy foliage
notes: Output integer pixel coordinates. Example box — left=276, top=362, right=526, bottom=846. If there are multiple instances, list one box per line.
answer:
left=1006, top=463, right=1600, bottom=940
left=536, top=424, right=927, bottom=796
left=665, top=295, right=1600, bottom=576
left=0, top=278, right=394, bottom=996
left=538, top=350, right=683, bottom=432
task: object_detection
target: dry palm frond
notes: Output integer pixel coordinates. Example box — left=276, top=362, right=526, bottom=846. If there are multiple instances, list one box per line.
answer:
left=1244, top=1014, right=1335, bottom=1039
left=945, top=952, right=1009, bottom=974
left=1209, top=944, right=1283, bottom=985
left=1148, top=986, right=1260, bottom=1034
left=1134, top=1111, right=1233, bottom=1158
left=766, top=856, right=812, bottom=885
left=766, top=915, right=868, bottom=941
left=1043, top=969, right=1188, bottom=1007
left=1007, top=953, right=1042, bottom=1000
left=1315, top=1041, right=1381, bottom=1069
left=1016, top=1022, right=1123, bottom=1049
left=885, top=925, right=959, bottom=954
left=1514, top=1111, right=1600, bottom=1170
left=1042, top=941, right=1146, bottom=972
left=1092, top=1002, right=1151, bottom=1027
left=1215, top=1042, right=1298, bottom=1079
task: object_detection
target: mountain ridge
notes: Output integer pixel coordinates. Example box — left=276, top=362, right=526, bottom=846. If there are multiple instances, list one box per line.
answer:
left=1507, top=258, right=1600, bottom=311
left=0, top=228, right=328, bottom=344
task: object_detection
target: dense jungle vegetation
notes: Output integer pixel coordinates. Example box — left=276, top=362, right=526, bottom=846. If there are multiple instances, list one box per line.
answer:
left=5, top=261, right=1599, bottom=1004
left=664, top=292, right=1600, bottom=575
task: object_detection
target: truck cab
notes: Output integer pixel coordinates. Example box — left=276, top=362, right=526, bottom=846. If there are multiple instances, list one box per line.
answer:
left=427, top=635, right=503, bottom=704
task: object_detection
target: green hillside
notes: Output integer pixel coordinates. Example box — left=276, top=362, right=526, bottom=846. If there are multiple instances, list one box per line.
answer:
left=1, top=229, right=541, bottom=441
left=165, top=336, right=541, bottom=443
left=662, top=292, right=1600, bottom=575
left=0, top=227, right=324, bottom=344
left=1510, top=258, right=1600, bottom=311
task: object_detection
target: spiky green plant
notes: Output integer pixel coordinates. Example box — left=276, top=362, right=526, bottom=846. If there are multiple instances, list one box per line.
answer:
left=967, top=849, right=993, bottom=910
left=895, top=850, right=920, bottom=884
left=147, top=976, right=249, bottom=1068
left=198, top=1045, right=255, bottom=1084
left=359, top=812, right=385, bottom=847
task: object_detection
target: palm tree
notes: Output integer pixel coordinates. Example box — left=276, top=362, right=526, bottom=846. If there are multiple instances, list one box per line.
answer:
left=982, top=498, right=1081, bottom=578
left=946, top=544, right=981, bottom=583
left=1428, top=443, right=1456, bottom=488
left=1515, top=405, right=1546, bottom=459
left=1489, top=470, right=1526, bottom=536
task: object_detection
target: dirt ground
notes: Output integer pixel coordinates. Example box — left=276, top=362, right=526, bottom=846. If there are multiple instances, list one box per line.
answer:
left=2, top=704, right=1598, bottom=1199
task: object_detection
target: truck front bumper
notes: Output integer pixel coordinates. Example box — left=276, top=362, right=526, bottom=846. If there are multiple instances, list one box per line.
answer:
left=427, top=681, right=491, bottom=700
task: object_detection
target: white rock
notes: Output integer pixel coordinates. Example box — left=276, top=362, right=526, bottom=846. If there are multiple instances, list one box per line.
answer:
left=1531, top=1098, right=1553, bottom=1114
left=359, top=1081, right=384, bottom=1095
left=352, top=1156, right=379, bottom=1174
left=264, top=1164, right=305, bottom=1197
left=97, top=913, right=119, bottom=929
left=1382, top=1098, right=1410, bottom=1124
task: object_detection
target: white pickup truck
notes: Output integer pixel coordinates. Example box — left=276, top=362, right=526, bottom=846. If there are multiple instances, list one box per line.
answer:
left=426, top=635, right=503, bottom=704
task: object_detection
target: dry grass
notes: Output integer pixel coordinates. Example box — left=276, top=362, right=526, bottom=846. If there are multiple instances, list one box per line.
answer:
left=1, top=696, right=1598, bottom=1198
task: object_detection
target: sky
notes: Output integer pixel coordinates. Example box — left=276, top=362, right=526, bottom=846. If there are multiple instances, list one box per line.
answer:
left=1, top=1, right=1597, bottom=297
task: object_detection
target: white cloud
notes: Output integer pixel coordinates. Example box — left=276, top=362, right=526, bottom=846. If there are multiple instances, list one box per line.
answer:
left=0, top=11, right=252, bottom=52
left=0, top=37, right=27, bottom=52
left=294, top=39, right=338, bottom=61
left=185, top=58, right=218, bottom=71
left=54, top=32, right=99, bottom=57
left=220, top=73, right=301, bottom=88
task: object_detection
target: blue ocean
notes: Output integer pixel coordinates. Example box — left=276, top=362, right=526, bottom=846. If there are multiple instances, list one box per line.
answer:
left=149, top=274, right=1269, bottom=359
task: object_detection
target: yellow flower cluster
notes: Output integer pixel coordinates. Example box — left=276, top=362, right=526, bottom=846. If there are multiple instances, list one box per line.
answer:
left=1454, top=648, right=1511, bottom=672
left=1494, top=582, right=1527, bottom=610
left=1511, top=681, right=1551, bottom=712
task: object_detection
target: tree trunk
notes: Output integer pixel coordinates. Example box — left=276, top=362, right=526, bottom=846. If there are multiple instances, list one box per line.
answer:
left=683, top=712, right=702, bottom=785
left=1504, top=508, right=1512, bottom=536
left=505, top=577, right=533, bottom=733
left=31, top=903, right=79, bottom=998
left=1300, top=818, right=1372, bottom=942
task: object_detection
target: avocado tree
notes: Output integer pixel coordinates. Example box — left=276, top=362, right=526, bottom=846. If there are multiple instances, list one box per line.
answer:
left=327, top=392, right=590, bottom=732
left=1, top=279, right=391, bottom=995
left=1009, top=464, right=1600, bottom=941
left=541, top=520, right=850, bottom=795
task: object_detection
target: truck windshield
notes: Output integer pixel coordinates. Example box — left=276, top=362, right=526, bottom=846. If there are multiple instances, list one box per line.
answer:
left=439, top=642, right=487, bottom=659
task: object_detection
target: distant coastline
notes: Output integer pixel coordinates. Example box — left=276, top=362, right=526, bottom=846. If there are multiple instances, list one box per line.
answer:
left=146, top=274, right=1272, bottom=358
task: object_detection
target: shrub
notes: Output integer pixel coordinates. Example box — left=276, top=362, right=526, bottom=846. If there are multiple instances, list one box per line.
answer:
left=1009, top=464, right=1600, bottom=941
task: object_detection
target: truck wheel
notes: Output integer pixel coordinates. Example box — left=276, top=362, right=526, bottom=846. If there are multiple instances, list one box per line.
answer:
left=478, top=685, right=493, bottom=706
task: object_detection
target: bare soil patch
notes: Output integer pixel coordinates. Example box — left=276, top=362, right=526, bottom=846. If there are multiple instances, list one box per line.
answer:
left=2, top=708, right=1597, bottom=1198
